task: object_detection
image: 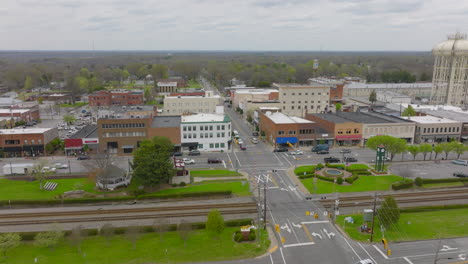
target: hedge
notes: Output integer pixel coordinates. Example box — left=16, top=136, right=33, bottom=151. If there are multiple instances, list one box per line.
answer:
left=400, top=204, right=468, bottom=213
left=391, top=179, right=414, bottom=190
left=315, top=174, right=335, bottom=183
left=17, top=219, right=253, bottom=241
left=422, top=178, right=468, bottom=184
left=345, top=164, right=370, bottom=172
left=299, top=173, right=315, bottom=179
left=325, top=164, right=345, bottom=169
left=353, top=171, right=372, bottom=176
left=345, top=175, right=359, bottom=184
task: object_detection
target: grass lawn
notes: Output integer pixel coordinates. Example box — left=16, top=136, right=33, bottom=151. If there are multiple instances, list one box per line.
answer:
left=337, top=208, right=468, bottom=242
left=154, top=181, right=251, bottom=197
left=422, top=182, right=465, bottom=188
left=294, top=165, right=316, bottom=176
left=58, top=102, right=88, bottom=108
left=301, top=175, right=403, bottom=194
left=190, top=169, right=242, bottom=177
left=0, top=178, right=95, bottom=201
left=2, top=227, right=269, bottom=264
left=187, top=79, right=202, bottom=88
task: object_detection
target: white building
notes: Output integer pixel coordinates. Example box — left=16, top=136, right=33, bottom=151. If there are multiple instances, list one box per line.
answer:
left=376, top=91, right=412, bottom=104
left=157, top=81, right=178, bottom=94
left=431, top=33, right=468, bottom=107
left=232, top=89, right=278, bottom=109
left=180, top=113, right=232, bottom=152
left=344, top=82, right=432, bottom=98
left=273, top=83, right=331, bottom=117
left=163, top=91, right=221, bottom=115
left=407, top=115, right=462, bottom=144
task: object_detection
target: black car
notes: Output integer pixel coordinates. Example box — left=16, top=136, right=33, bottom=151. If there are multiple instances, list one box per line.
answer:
left=317, top=150, right=329, bottom=154
left=208, top=158, right=222, bottom=164
left=324, top=157, right=341, bottom=163
left=344, top=157, right=357, bottom=162
left=188, top=150, right=201, bottom=156
left=77, top=155, right=91, bottom=160
left=273, top=147, right=288, bottom=152
left=252, top=132, right=259, bottom=136
left=340, top=149, right=351, bottom=154
left=453, top=172, right=468, bottom=178
left=173, top=152, right=183, bottom=156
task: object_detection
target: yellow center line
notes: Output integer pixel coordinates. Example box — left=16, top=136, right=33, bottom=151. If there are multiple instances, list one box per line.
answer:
left=448, top=261, right=468, bottom=264
left=269, top=245, right=279, bottom=253
left=302, top=224, right=314, bottom=243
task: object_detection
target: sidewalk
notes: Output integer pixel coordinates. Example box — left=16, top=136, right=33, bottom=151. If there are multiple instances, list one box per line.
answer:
left=286, top=166, right=310, bottom=195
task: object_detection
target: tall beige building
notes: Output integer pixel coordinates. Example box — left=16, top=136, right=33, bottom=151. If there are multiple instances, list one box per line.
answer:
left=273, top=83, right=331, bottom=117
left=163, top=91, right=221, bottom=115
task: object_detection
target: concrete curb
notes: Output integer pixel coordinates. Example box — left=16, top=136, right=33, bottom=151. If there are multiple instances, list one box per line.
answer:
left=255, top=226, right=279, bottom=259
left=286, top=166, right=311, bottom=195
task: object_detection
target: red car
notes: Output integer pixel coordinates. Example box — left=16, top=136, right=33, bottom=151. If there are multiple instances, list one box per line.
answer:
left=208, top=158, right=222, bottom=164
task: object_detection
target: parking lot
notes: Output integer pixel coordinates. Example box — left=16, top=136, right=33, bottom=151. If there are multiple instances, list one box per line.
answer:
left=390, top=161, right=468, bottom=179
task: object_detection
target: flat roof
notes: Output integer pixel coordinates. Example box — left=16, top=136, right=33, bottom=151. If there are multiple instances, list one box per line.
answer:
left=273, top=83, right=329, bottom=89
left=376, top=91, right=410, bottom=97
left=334, top=112, right=394, bottom=124
left=234, top=89, right=278, bottom=94
left=419, top=109, right=468, bottom=122
left=407, top=116, right=460, bottom=124
left=265, top=112, right=313, bottom=124
left=181, top=113, right=230, bottom=123
left=152, top=116, right=181, bottom=128
left=345, top=82, right=432, bottom=89
left=157, top=81, right=177, bottom=86
left=0, top=109, right=30, bottom=114
left=258, top=107, right=281, bottom=110
left=165, top=94, right=220, bottom=99
left=0, top=128, right=54, bottom=135
left=309, top=113, right=354, bottom=124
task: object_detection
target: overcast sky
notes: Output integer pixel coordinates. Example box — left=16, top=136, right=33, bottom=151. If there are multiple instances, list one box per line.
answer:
left=1, top=0, right=467, bottom=51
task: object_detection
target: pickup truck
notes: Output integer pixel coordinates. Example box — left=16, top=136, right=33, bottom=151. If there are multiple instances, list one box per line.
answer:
left=324, top=157, right=341, bottom=163
left=453, top=172, right=468, bottom=178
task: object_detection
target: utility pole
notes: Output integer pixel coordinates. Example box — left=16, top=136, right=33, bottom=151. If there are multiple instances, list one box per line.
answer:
left=263, top=175, right=267, bottom=230
left=433, top=238, right=442, bottom=264
left=370, top=193, right=378, bottom=242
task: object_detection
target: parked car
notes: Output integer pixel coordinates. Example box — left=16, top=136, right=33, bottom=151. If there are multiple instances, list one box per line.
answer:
left=173, top=152, right=183, bottom=157
left=355, top=259, right=374, bottom=264
left=188, top=150, right=201, bottom=156
left=312, top=144, right=329, bottom=152
left=453, top=172, right=468, bottom=178
left=238, top=140, right=244, bottom=145
left=451, top=159, right=468, bottom=166
left=54, top=163, right=69, bottom=169
left=290, top=150, right=304, bottom=155
left=77, top=155, right=91, bottom=160
left=340, top=149, right=351, bottom=154
left=208, top=158, right=222, bottom=164
left=371, top=157, right=391, bottom=162
left=324, top=157, right=341, bottom=163
left=273, top=147, right=288, bottom=152
left=42, top=166, right=56, bottom=173
left=344, top=157, right=358, bottom=162
left=317, top=150, right=330, bottom=155
left=240, top=144, right=247, bottom=150
left=252, top=132, right=259, bottom=136
left=182, top=158, right=195, bottom=164
left=251, top=138, right=258, bottom=144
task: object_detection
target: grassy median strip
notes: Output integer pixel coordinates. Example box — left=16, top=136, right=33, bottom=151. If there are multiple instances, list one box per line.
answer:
left=301, top=175, right=403, bottom=194
left=2, top=227, right=269, bottom=264
left=337, top=208, right=468, bottom=242
left=156, top=181, right=251, bottom=197
left=190, top=169, right=242, bottom=178
left=422, top=182, right=465, bottom=188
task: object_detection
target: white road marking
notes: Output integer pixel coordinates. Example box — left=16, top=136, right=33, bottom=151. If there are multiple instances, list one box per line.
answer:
left=301, top=221, right=329, bottom=224
left=280, top=247, right=287, bottom=264
left=403, top=257, right=414, bottom=264
left=291, top=222, right=302, bottom=229
left=441, top=245, right=458, bottom=251
left=311, top=232, right=322, bottom=239
left=401, top=250, right=465, bottom=259
left=280, top=223, right=291, bottom=233
left=270, top=254, right=274, bottom=264
left=373, top=245, right=389, bottom=259
left=358, top=243, right=378, bottom=264
left=268, top=187, right=280, bottom=189
left=273, top=153, right=285, bottom=166
left=286, top=218, right=301, bottom=243
left=226, top=152, right=235, bottom=169
left=283, top=242, right=315, bottom=248
left=337, top=232, right=362, bottom=261
left=232, top=149, right=242, bottom=167
left=222, top=160, right=226, bottom=168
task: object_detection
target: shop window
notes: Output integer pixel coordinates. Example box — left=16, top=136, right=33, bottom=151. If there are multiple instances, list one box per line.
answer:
left=278, top=131, right=285, bottom=135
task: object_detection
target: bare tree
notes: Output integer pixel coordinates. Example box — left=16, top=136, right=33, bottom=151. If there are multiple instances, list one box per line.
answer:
left=32, top=159, right=52, bottom=190
left=178, top=220, right=192, bottom=247
left=100, top=223, right=115, bottom=246
left=125, top=225, right=140, bottom=250
left=85, top=152, right=115, bottom=190
left=69, top=225, right=85, bottom=253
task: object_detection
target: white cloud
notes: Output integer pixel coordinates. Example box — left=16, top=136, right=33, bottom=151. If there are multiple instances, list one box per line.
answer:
left=0, top=0, right=466, bottom=50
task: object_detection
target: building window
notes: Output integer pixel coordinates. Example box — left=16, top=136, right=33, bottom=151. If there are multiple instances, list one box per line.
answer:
left=183, top=134, right=187, bottom=139
left=283, top=106, right=286, bottom=110
left=298, top=106, right=301, bottom=109
left=205, top=133, right=208, bottom=138
left=444, top=127, right=447, bottom=132
left=338, top=130, right=343, bottom=134
left=222, top=125, right=225, bottom=130
left=24, top=140, right=28, bottom=145
left=288, top=130, right=296, bottom=135
left=292, top=101, right=295, bottom=104
left=188, top=126, right=192, bottom=131
left=222, top=132, right=225, bottom=137
left=304, top=105, right=307, bottom=109
left=423, top=128, right=426, bottom=133
left=432, top=128, right=434, bottom=133
left=354, top=129, right=359, bottom=133
left=123, top=148, right=133, bottom=154
left=210, top=143, right=214, bottom=148
left=291, top=106, right=294, bottom=110
left=217, top=133, right=220, bottom=137
left=209, top=125, right=213, bottom=130
left=278, top=131, right=285, bottom=135
left=193, top=134, right=197, bottom=138
left=198, top=144, right=203, bottom=149
left=292, top=93, right=295, bottom=95
left=38, top=140, right=42, bottom=144
left=299, top=93, right=302, bottom=95
left=215, top=143, right=219, bottom=148
left=200, top=126, right=204, bottom=131
left=210, top=133, right=213, bottom=138
left=200, top=133, right=204, bottom=138
left=220, top=143, right=225, bottom=148
left=305, top=93, right=308, bottom=95
left=217, top=125, right=220, bottom=130
left=31, top=140, right=35, bottom=144
left=193, top=126, right=196, bottom=131
left=5, top=140, right=19, bottom=145
left=188, top=134, right=192, bottom=139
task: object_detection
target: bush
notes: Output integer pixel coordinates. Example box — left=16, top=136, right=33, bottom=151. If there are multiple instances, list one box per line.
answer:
left=315, top=174, right=335, bottom=183
left=336, top=177, right=343, bottom=185
left=316, top=163, right=324, bottom=170
left=248, top=231, right=256, bottom=241
left=171, top=183, right=178, bottom=187
left=326, top=164, right=345, bottom=170
left=299, top=173, right=315, bottom=179
left=401, top=204, right=468, bottom=213
left=391, top=179, right=414, bottom=190
left=179, top=182, right=186, bottom=187
left=415, top=177, right=423, bottom=187
left=225, top=219, right=252, bottom=227
left=422, top=178, right=468, bottom=184
left=355, top=171, right=372, bottom=176
left=345, top=164, right=370, bottom=172
left=345, top=175, right=359, bottom=184
left=234, top=231, right=243, bottom=242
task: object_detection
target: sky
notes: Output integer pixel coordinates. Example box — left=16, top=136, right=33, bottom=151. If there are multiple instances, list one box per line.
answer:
left=0, top=0, right=467, bottom=51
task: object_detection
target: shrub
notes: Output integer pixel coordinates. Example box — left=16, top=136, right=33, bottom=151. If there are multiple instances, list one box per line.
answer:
left=316, top=163, right=324, bottom=170
left=422, top=178, right=468, bottom=184
left=415, top=177, right=423, bottom=187
left=336, top=177, right=343, bottom=185
left=345, top=175, right=359, bottom=184
left=171, top=183, right=177, bottom=187
left=179, top=182, right=186, bottom=187
left=248, top=231, right=256, bottom=241
left=326, top=164, right=345, bottom=170
left=234, top=231, right=243, bottom=242
left=355, top=171, right=372, bottom=176
left=391, top=179, right=414, bottom=190
left=345, top=164, right=370, bottom=172
left=315, top=175, right=335, bottom=183
left=299, top=173, right=315, bottom=179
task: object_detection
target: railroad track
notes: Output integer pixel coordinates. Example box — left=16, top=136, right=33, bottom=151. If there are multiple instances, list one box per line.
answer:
left=0, top=202, right=257, bottom=219
left=321, top=195, right=468, bottom=208
left=321, top=189, right=468, bottom=202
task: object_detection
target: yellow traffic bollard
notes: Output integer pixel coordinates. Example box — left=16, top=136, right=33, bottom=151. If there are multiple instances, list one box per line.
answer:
left=275, top=224, right=280, bottom=232
left=281, top=237, right=285, bottom=244
left=387, top=249, right=392, bottom=256
left=306, top=211, right=310, bottom=216
left=314, top=213, right=319, bottom=219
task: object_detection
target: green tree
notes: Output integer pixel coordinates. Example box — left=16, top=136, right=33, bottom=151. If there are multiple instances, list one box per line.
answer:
left=452, top=142, right=467, bottom=158
left=433, top=144, right=443, bottom=160
left=402, top=105, right=416, bottom=117
left=378, top=196, right=400, bottom=228
left=150, top=64, right=169, bottom=79
left=37, top=96, right=44, bottom=104
left=34, top=229, right=64, bottom=250
left=419, top=72, right=430, bottom=81
left=369, top=90, right=377, bottom=104
left=366, top=135, right=407, bottom=161
left=440, top=142, right=455, bottom=159
left=63, top=114, right=76, bottom=125
left=419, top=143, right=432, bottom=160
left=406, top=145, right=420, bottom=160
left=246, top=114, right=253, bottom=123
left=144, top=87, right=152, bottom=101
left=24, top=76, right=33, bottom=90
left=0, top=233, right=21, bottom=256
left=335, top=103, right=342, bottom=111
left=132, top=136, right=175, bottom=187
left=206, top=209, right=225, bottom=239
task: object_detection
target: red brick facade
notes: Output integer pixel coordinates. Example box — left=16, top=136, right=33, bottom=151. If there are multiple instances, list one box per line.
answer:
left=89, top=90, right=144, bottom=106
left=0, top=128, right=58, bottom=157
left=330, top=84, right=344, bottom=103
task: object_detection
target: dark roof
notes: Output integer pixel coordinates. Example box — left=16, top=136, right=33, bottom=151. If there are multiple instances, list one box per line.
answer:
left=310, top=113, right=351, bottom=124
left=70, top=125, right=97, bottom=139
left=335, top=112, right=393, bottom=124
left=311, top=111, right=412, bottom=124
left=108, top=105, right=155, bottom=113
left=152, top=116, right=181, bottom=128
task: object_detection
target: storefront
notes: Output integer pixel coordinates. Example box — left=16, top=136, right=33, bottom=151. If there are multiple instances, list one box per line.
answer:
left=276, top=137, right=298, bottom=147
left=335, top=135, right=362, bottom=146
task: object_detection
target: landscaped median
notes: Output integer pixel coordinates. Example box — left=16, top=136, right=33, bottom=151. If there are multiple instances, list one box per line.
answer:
left=189, top=169, right=242, bottom=178
left=337, top=206, right=468, bottom=242
left=294, top=164, right=404, bottom=194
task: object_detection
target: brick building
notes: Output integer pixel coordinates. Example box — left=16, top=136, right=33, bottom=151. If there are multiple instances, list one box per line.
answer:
left=0, top=128, right=58, bottom=157
left=148, top=116, right=181, bottom=149
left=306, top=113, right=363, bottom=146
left=157, top=78, right=187, bottom=88
left=0, top=107, right=40, bottom=123
left=88, top=90, right=144, bottom=106
left=308, top=77, right=344, bottom=104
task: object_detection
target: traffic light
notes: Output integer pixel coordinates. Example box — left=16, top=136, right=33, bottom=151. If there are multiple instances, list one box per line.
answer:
left=382, top=238, right=388, bottom=249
